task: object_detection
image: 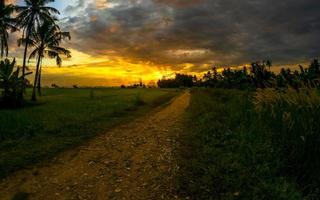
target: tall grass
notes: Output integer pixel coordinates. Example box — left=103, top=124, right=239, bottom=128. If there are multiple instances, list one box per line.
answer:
left=254, top=88, right=320, bottom=197
left=178, top=89, right=306, bottom=199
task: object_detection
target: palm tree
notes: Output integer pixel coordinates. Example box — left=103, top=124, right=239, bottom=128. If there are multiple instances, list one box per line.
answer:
left=19, top=20, right=71, bottom=101
left=15, top=0, right=60, bottom=78
left=0, top=1, right=17, bottom=58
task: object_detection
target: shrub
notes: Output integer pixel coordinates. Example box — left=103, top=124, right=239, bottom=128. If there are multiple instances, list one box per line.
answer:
left=0, top=58, right=31, bottom=108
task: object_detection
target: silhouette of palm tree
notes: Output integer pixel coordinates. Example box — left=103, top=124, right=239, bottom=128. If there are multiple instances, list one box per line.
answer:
left=19, top=20, right=70, bottom=101
left=0, top=1, right=17, bottom=58
left=15, top=0, right=60, bottom=78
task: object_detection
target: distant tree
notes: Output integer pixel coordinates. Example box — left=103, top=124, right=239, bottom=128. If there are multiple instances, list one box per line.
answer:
left=200, top=59, right=320, bottom=90
left=250, top=61, right=275, bottom=88
left=158, top=73, right=195, bottom=88
left=203, top=67, right=222, bottom=87
left=51, top=83, right=59, bottom=88
left=175, top=73, right=194, bottom=87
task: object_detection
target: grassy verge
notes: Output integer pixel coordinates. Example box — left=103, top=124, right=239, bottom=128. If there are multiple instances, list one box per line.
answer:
left=177, top=88, right=313, bottom=199
left=0, top=88, right=179, bottom=179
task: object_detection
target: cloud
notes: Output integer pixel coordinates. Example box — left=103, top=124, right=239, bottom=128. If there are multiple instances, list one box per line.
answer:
left=64, top=0, right=86, bottom=13
left=153, top=0, right=204, bottom=7
left=8, top=0, right=320, bottom=80
left=59, top=0, right=320, bottom=72
left=5, top=0, right=16, bottom=4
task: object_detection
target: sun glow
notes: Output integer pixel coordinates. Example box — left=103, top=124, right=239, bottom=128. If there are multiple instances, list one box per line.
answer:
left=36, top=49, right=177, bottom=87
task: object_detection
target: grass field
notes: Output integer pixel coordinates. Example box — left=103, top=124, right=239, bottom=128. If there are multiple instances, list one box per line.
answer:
left=178, top=88, right=320, bottom=199
left=0, top=88, right=179, bottom=178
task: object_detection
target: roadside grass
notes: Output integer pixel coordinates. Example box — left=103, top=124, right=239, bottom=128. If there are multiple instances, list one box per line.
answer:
left=178, top=88, right=306, bottom=199
left=0, top=88, right=179, bottom=178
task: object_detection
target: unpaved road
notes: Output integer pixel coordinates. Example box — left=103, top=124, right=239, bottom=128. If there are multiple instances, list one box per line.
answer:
left=0, top=91, right=190, bottom=200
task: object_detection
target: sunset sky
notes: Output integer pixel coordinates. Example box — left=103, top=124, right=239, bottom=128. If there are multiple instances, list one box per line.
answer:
left=7, top=0, right=320, bottom=86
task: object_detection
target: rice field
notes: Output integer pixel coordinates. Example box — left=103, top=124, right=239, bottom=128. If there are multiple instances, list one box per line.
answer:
left=0, top=88, right=179, bottom=178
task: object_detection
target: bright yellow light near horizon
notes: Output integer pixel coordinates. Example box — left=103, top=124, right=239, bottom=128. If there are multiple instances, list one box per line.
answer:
left=36, top=49, right=178, bottom=87
left=26, top=48, right=231, bottom=87
left=41, top=65, right=172, bottom=87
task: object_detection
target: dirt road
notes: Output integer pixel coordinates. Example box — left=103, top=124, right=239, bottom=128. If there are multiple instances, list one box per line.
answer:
left=0, top=91, right=190, bottom=200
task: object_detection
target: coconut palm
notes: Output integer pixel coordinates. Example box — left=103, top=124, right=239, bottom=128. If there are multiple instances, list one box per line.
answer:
left=19, top=20, right=71, bottom=101
left=0, top=1, right=17, bottom=58
left=15, top=0, right=60, bottom=78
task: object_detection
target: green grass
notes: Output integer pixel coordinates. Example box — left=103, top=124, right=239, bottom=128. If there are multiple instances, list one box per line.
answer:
left=0, top=88, right=179, bottom=178
left=178, top=89, right=304, bottom=199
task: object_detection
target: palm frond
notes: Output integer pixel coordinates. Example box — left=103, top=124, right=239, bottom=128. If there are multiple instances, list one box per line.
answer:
left=28, top=48, right=40, bottom=62
left=42, top=6, right=60, bottom=15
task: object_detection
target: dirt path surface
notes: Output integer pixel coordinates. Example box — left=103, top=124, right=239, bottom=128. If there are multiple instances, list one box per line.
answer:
left=0, top=91, right=190, bottom=200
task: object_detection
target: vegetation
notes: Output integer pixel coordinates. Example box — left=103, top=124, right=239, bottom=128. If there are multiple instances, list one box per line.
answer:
left=178, top=88, right=320, bottom=199
left=0, top=0, right=70, bottom=107
left=15, top=0, right=61, bottom=78
left=254, top=88, right=320, bottom=198
left=158, top=60, right=320, bottom=90
left=0, top=59, right=31, bottom=107
left=18, top=20, right=71, bottom=100
left=1, top=2, right=320, bottom=200
left=158, top=73, right=197, bottom=88
left=0, top=88, right=178, bottom=178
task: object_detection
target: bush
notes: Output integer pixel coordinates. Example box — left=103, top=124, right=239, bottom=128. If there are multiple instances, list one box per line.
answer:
left=0, top=58, right=31, bottom=108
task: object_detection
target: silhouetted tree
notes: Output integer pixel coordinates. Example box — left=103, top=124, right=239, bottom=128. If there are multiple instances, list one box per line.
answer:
left=0, top=1, right=16, bottom=58
left=15, top=0, right=60, bottom=78
left=250, top=61, right=275, bottom=88
left=158, top=73, right=195, bottom=88
left=18, top=20, right=71, bottom=101
left=201, top=59, right=320, bottom=90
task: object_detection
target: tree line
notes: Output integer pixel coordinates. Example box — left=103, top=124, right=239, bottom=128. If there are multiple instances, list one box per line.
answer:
left=158, top=59, right=320, bottom=90
left=0, top=0, right=71, bottom=107
left=157, top=73, right=197, bottom=88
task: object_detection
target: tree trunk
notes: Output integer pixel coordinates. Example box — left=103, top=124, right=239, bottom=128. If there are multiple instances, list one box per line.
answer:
left=19, top=20, right=33, bottom=103
left=22, top=14, right=35, bottom=76
left=1, top=41, right=3, bottom=58
left=22, top=28, right=30, bottom=78
left=32, top=54, right=41, bottom=101
left=37, top=65, right=42, bottom=96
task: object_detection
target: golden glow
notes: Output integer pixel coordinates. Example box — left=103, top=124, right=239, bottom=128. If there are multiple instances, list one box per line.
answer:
left=33, top=49, right=181, bottom=87
left=23, top=48, right=306, bottom=87
left=23, top=48, right=305, bottom=87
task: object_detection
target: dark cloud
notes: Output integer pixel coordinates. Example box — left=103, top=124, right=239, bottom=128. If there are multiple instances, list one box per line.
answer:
left=62, top=0, right=320, bottom=70
left=153, top=0, right=204, bottom=7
